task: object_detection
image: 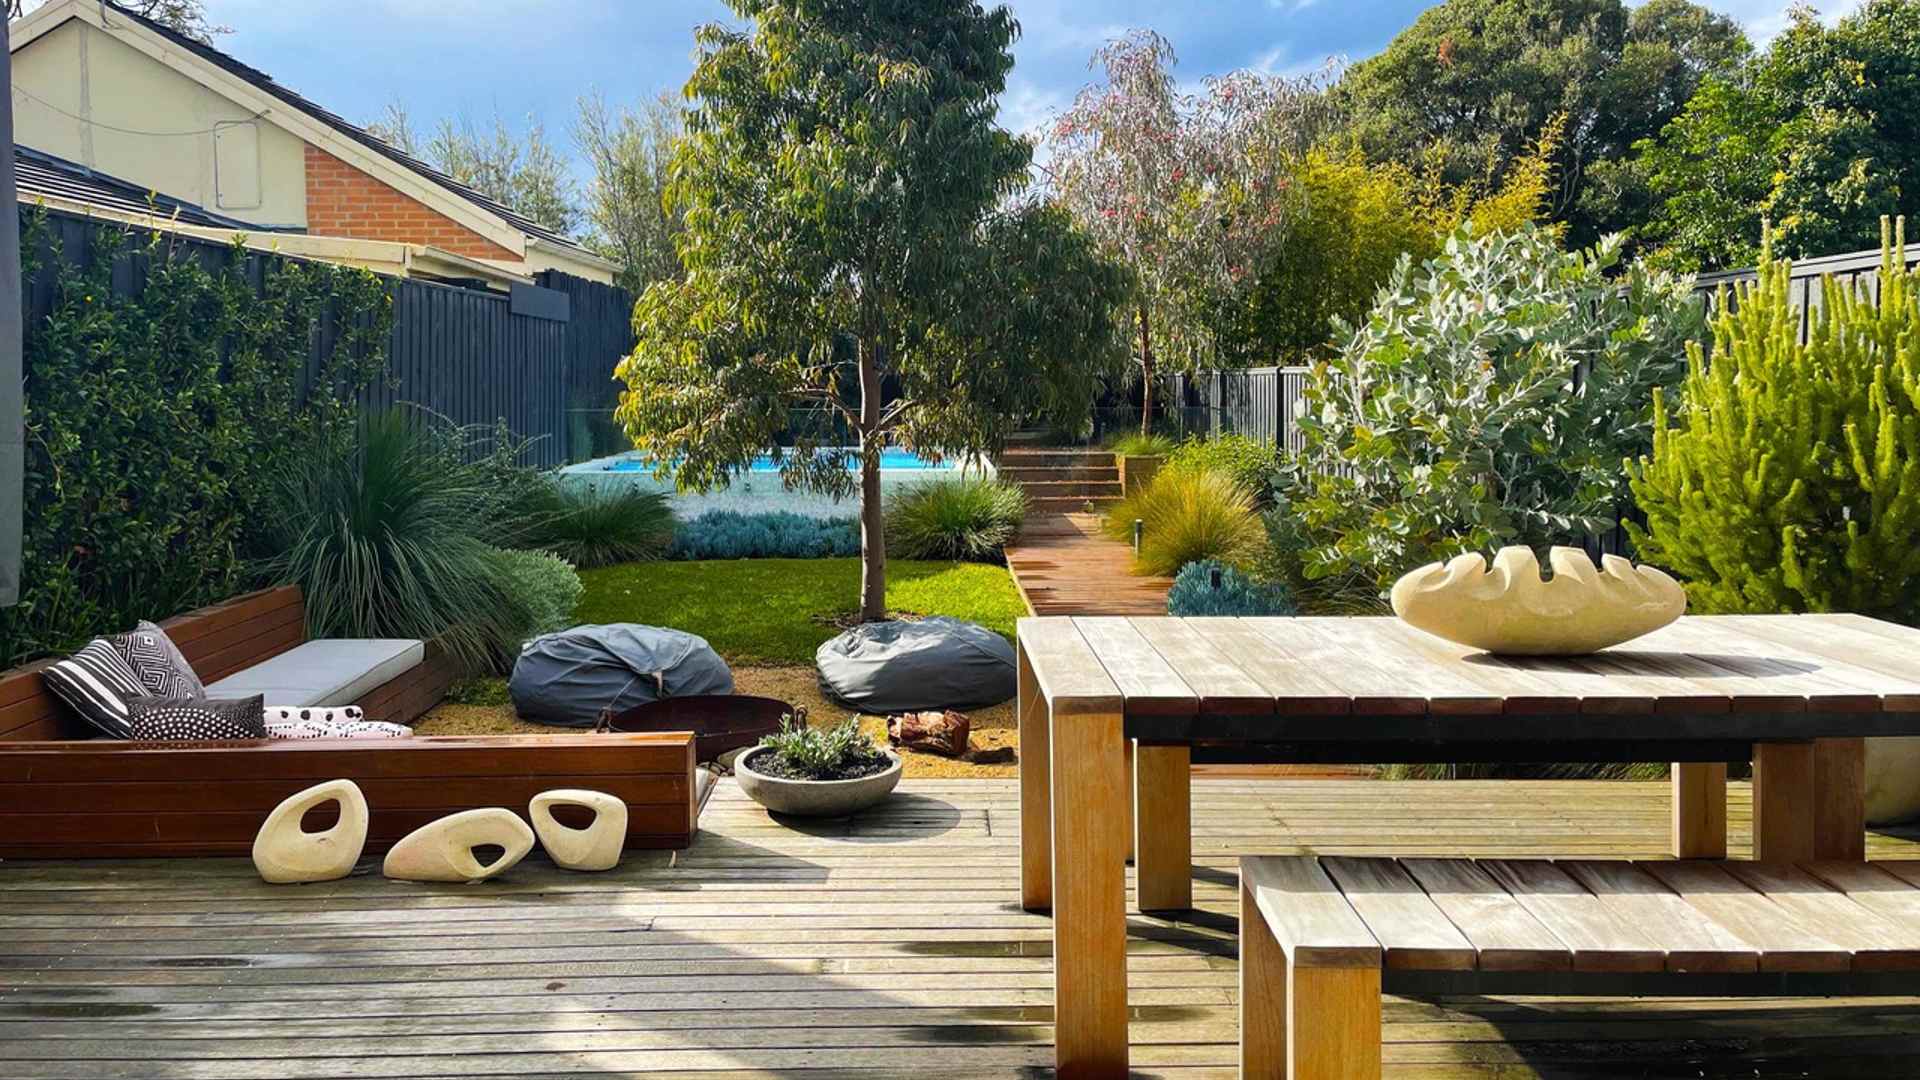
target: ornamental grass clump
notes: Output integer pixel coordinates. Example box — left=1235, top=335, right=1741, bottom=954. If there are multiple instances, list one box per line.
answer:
left=885, top=477, right=1026, bottom=563
left=264, top=411, right=538, bottom=674
left=1628, top=219, right=1920, bottom=622
left=515, top=482, right=677, bottom=569
left=1102, top=466, right=1264, bottom=578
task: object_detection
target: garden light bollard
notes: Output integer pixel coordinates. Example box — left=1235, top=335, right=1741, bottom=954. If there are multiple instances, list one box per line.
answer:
left=1133, top=518, right=1143, bottom=556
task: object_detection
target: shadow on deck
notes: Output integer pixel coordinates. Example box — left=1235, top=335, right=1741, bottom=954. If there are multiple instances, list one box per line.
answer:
left=0, top=778, right=1917, bottom=1077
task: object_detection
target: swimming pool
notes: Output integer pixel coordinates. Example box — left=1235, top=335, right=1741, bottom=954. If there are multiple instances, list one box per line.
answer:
left=598, top=447, right=949, bottom=473
left=560, top=447, right=989, bottom=518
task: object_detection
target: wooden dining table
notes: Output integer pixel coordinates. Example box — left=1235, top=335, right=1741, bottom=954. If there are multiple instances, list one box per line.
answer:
left=1016, top=613, right=1920, bottom=1077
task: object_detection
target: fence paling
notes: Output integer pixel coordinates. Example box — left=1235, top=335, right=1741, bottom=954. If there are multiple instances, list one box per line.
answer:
left=25, top=208, right=635, bottom=470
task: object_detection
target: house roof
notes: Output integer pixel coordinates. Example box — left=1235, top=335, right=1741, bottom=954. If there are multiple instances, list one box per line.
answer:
left=15, top=143, right=274, bottom=231
left=14, top=0, right=605, bottom=269
left=92, top=1, right=592, bottom=259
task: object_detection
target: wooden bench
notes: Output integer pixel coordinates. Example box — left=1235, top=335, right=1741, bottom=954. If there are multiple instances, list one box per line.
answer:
left=1239, top=854, right=1920, bottom=1079
left=0, top=585, right=705, bottom=857
left=0, top=585, right=456, bottom=741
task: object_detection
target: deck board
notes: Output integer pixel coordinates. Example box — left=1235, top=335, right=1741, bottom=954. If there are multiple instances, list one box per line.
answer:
left=1, top=778, right=1919, bottom=1076
left=1004, top=513, right=1172, bottom=617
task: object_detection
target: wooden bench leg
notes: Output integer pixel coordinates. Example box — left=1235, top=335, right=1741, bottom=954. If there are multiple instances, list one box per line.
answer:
left=1754, top=741, right=1816, bottom=863
left=1239, top=871, right=1288, bottom=1077
left=1134, top=744, right=1192, bottom=912
left=1290, top=964, right=1383, bottom=1080
left=1050, top=702, right=1130, bottom=1077
left=1813, top=737, right=1866, bottom=861
left=1019, top=644, right=1051, bottom=912
left=1671, top=762, right=1727, bottom=859
left=1239, top=873, right=1382, bottom=1080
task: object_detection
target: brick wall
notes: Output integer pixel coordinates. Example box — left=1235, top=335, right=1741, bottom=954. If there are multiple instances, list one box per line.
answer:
left=302, top=144, right=519, bottom=262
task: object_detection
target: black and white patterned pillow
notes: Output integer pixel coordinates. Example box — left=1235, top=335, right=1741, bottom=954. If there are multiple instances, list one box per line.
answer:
left=265, top=705, right=366, bottom=740
left=112, top=620, right=205, bottom=699
left=128, top=695, right=267, bottom=741
left=41, top=639, right=148, bottom=738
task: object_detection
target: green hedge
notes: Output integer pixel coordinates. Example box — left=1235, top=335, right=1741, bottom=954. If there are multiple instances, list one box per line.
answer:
left=2, top=214, right=392, bottom=665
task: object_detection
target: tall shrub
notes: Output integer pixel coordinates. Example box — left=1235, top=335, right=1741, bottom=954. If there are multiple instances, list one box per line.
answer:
left=2, top=214, right=390, bottom=664
left=1273, top=224, right=1704, bottom=600
left=1628, top=221, right=1920, bottom=620
left=264, top=412, right=538, bottom=674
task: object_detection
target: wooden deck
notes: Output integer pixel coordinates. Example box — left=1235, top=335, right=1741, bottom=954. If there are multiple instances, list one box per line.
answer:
left=4, top=777, right=1920, bottom=1077
left=1005, top=512, right=1173, bottom=616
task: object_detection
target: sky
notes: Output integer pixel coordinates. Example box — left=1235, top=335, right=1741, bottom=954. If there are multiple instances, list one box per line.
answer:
left=190, top=0, right=1856, bottom=184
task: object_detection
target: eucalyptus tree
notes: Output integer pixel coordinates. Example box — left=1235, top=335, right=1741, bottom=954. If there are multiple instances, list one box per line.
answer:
left=614, top=0, right=1130, bottom=622
left=1044, top=31, right=1333, bottom=431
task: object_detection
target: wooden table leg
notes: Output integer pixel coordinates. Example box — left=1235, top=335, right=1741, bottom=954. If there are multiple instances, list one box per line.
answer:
left=1050, top=701, right=1129, bottom=1078
left=1813, top=737, right=1866, bottom=861
left=1754, top=741, right=1816, bottom=863
left=1671, top=762, right=1727, bottom=859
left=1133, top=744, right=1192, bottom=912
left=1019, top=644, right=1051, bottom=912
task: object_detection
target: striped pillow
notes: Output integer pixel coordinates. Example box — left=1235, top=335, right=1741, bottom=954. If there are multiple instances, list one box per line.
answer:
left=41, top=639, right=147, bottom=739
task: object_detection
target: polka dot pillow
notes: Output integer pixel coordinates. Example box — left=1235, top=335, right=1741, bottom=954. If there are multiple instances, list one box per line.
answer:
left=128, top=695, right=267, bottom=741
left=265, top=706, right=409, bottom=739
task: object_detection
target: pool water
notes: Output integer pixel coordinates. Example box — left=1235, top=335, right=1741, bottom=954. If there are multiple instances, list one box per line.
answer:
left=561, top=447, right=989, bottom=519
left=600, top=447, right=945, bottom=473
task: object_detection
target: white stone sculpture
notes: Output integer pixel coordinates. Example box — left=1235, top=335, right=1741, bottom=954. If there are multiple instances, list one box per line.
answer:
left=252, top=779, right=368, bottom=884
left=1391, top=545, right=1687, bottom=656
left=529, top=789, right=628, bottom=872
left=382, top=808, right=535, bottom=883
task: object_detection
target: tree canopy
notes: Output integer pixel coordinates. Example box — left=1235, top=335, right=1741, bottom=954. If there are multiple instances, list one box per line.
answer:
left=1336, top=0, right=1747, bottom=247
left=1634, top=0, right=1920, bottom=271
left=615, top=0, right=1130, bottom=620
left=1044, top=30, right=1334, bottom=427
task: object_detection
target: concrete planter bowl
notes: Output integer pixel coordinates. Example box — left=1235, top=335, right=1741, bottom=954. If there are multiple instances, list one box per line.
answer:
left=735, top=747, right=903, bottom=818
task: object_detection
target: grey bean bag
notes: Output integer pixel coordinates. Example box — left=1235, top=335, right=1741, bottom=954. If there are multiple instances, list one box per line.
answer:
left=510, top=624, right=734, bottom=728
left=816, top=617, right=1015, bottom=713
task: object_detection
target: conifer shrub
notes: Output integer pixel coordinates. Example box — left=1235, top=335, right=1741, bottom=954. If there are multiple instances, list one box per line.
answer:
left=1628, top=220, right=1920, bottom=621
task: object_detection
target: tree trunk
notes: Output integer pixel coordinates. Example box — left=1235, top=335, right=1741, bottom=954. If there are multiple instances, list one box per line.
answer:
left=857, top=337, right=887, bottom=624
left=1137, top=302, right=1156, bottom=437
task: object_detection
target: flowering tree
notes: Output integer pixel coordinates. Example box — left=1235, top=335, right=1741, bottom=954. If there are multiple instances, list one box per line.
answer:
left=1045, top=31, right=1334, bottom=431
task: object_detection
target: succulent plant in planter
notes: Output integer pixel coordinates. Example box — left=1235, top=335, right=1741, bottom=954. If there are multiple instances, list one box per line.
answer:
left=735, top=715, right=902, bottom=817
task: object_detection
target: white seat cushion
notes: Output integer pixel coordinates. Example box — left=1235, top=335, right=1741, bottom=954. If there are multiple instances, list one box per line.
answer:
left=207, top=639, right=423, bottom=707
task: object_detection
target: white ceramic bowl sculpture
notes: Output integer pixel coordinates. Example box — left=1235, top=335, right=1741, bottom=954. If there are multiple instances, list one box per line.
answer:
left=1390, top=546, right=1687, bottom=656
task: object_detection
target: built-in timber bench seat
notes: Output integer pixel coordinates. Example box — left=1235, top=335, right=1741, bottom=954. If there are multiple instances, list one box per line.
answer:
left=1239, top=854, right=1920, bottom=1079
left=0, top=585, right=703, bottom=857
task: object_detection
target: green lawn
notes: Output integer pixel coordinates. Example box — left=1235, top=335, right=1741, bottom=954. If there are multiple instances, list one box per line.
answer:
left=574, top=558, right=1027, bottom=665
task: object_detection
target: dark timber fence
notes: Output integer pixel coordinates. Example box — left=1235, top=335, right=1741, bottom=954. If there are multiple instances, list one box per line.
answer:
left=1693, top=240, right=1920, bottom=342
left=1165, top=366, right=1312, bottom=451
left=24, top=208, right=636, bottom=469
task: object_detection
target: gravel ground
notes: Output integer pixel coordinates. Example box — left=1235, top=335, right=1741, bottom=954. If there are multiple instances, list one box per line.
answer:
left=414, top=665, right=1019, bottom=779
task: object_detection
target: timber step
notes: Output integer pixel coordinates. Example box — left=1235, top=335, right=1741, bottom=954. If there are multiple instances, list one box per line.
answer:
left=998, top=449, right=1117, bottom=470
left=1013, top=479, right=1122, bottom=498
left=1028, top=495, right=1123, bottom=514
left=997, top=465, right=1119, bottom=483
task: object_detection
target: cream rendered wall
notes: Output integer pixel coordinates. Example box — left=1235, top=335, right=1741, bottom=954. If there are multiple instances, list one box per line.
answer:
left=12, top=19, right=308, bottom=228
